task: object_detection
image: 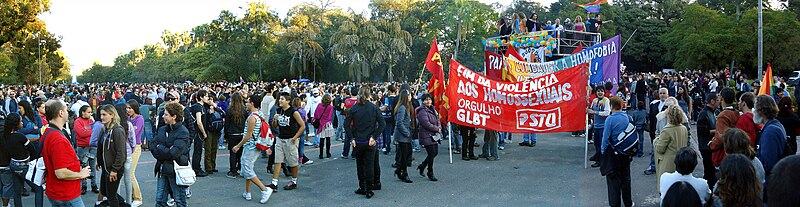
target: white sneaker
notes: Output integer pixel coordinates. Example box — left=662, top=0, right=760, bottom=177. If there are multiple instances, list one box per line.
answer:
left=260, top=189, right=273, bottom=204
left=304, top=141, right=313, bottom=146
left=131, top=200, right=143, bottom=207
left=186, top=187, right=192, bottom=198
left=243, top=192, right=252, bottom=201
left=304, top=159, right=314, bottom=164
left=167, top=198, right=175, bottom=206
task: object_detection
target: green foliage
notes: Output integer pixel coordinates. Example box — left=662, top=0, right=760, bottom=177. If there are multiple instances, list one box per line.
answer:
left=0, top=0, right=50, bottom=47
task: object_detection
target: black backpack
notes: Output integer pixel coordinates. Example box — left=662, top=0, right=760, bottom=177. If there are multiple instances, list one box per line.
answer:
left=183, top=104, right=198, bottom=135
left=206, top=108, right=225, bottom=133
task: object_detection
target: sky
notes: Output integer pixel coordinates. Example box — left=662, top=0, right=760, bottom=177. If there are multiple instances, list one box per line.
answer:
left=39, top=0, right=550, bottom=75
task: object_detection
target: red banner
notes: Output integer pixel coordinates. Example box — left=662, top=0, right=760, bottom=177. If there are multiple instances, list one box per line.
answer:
left=447, top=59, right=589, bottom=133
left=425, top=38, right=448, bottom=123
left=484, top=51, right=504, bottom=81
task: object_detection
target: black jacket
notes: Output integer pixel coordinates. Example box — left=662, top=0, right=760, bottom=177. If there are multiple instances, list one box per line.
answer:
left=696, top=106, right=717, bottom=150
left=647, top=100, right=663, bottom=132
left=344, top=101, right=385, bottom=144
left=150, top=122, right=191, bottom=177
left=98, top=125, right=127, bottom=174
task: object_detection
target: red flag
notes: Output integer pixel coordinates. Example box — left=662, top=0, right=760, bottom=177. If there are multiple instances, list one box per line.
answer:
left=506, top=46, right=525, bottom=61
left=424, top=38, right=448, bottom=123
left=571, top=44, right=583, bottom=54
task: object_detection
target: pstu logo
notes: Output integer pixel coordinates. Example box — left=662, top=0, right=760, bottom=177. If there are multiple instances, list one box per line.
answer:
left=516, top=108, right=561, bottom=132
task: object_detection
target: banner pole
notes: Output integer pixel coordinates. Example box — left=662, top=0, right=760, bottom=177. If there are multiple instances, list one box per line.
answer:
left=584, top=67, right=590, bottom=169
left=448, top=123, right=453, bottom=164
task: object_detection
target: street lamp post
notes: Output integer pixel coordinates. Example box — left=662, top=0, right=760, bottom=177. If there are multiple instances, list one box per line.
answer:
left=38, top=38, right=45, bottom=85
left=757, top=0, right=763, bottom=80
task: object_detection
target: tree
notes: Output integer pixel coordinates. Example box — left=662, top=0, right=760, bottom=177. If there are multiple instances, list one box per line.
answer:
left=661, top=4, right=740, bottom=70
left=373, top=19, right=412, bottom=81
left=0, top=0, right=50, bottom=47
left=284, top=4, right=324, bottom=80
left=329, top=12, right=382, bottom=82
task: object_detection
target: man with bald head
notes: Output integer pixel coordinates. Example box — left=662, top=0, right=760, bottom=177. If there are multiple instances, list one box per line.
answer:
left=644, top=88, right=670, bottom=175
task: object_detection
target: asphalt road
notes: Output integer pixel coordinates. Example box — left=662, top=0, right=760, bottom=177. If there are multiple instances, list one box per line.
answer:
left=18, top=128, right=707, bottom=207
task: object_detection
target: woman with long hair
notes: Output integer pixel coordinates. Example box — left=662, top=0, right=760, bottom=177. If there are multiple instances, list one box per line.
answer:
left=17, top=100, right=41, bottom=140
left=2, top=113, right=37, bottom=207
left=232, top=93, right=273, bottom=204
left=393, top=90, right=414, bottom=183
left=314, top=94, right=335, bottom=159
left=712, top=154, right=763, bottom=207
left=126, top=100, right=144, bottom=206
left=225, top=92, right=248, bottom=178
left=35, top=99, right=48, bottom=126
left=96, top=104, right=128, bottom=207
left=416, top=93, right=441, bottom=181
left=776, top=96, right=799, bottom=155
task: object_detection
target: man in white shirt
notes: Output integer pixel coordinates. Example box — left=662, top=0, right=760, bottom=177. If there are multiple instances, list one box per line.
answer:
left=708, top=78, right=718, bottom=93
left=660, top=147, right=710, bottom=205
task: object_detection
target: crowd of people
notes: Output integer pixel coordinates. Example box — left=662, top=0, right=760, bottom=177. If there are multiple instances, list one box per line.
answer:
left=0, top=65, right=799, bottom=207
left=589, top=68, right=800, bottom=207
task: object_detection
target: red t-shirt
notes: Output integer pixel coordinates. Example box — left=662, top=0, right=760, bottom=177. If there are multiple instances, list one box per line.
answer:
left=42, top=128, right=82, bottom=201
left=343, top=97, right=359, bottom=116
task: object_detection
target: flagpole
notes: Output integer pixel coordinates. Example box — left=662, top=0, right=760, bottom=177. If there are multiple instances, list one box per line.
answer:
left=448, top=123, right=453, bottom=164
left=584, top=68, right=590, bottom=169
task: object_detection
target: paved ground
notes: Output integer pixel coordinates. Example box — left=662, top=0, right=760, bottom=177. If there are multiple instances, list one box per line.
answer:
left=18, top=128, right=710, bottom=207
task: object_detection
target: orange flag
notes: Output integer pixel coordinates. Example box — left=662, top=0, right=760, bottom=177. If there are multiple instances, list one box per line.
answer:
left=758, top=64, right=774, bottom=96
left=425, top=38, right=448, bottom=123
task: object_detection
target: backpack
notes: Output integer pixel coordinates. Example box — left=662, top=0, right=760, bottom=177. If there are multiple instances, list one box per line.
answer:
left=252, top=113, right=274, bottom=151
left=612, top=119, right=639, bottom=157
left=183, top=104, right=198, bottom=135
left=382, top=96, right=395, bottom=121
left=206, top=108, right=225, bottom=133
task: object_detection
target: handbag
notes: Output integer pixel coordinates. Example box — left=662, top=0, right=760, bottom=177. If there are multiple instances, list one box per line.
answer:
left=432, top=133, right=442, bottom=142
left=26, top=128, right=57, bottom=187
left=173, top=160, right=196, bottom=186
left=312, top=105, right=330, bottom=129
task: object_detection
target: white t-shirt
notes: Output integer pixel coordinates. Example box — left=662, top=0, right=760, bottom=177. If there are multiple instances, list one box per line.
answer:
left=709, top=80, right=718, bottom=92
left=659, top=172, right=710, bottom=205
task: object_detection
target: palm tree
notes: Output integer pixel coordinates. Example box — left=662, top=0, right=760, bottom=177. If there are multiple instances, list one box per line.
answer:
left=373, top=19, right=412, bottom=81
left=330, top=12, right=387, bottom=82
left=284, top=25, right=323, bottom=79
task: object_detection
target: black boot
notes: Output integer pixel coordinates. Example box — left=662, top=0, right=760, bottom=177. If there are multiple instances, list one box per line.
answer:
left=427, top=171, right=438, bottom=182
left=395, top=169, right=403, bottom=180
left=91, top=184, right=99, bottom=193
left=372, top=181, right=381, bottom=190
left=355, top=181, right=366, bottom=195
left=417, top=164, right=425, bottom=177
left=401, top=171, right=413, bottom=183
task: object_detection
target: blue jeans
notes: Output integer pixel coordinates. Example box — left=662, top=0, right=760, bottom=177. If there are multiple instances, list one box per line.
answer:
left=143, top=120, right=153, bottom=142
left=342, top=133, right=353, bottom=157
left=298, top=132, right=307, bottom=158
left=593, top=128, right=603, bottom=158
left=498, top=132, right=510, bottom=148
left=523, top=133, right=537, bottom=144
left=635, top=127, right=644, bottom=157
left=218, top=128, right=225, bottom=147
left=48, top=197, right=84, bottom=207
left=412, top=139, right=420, bottom=151
left=156, top=175, right=187, bottom=207
left=382, top=122, right=395, bottom=151
left=482, top=132, right=499, bottom=158
left=449, top=124, right=462, bottom=149
left=335, top=111, right=345, bottom=140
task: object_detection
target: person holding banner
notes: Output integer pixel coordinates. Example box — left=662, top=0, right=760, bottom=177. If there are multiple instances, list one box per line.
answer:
left=416, top=94, right=441, bottom=181
left=588, top=87, right=611, bottom=168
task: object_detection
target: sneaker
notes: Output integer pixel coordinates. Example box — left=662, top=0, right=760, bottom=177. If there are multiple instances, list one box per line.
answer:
left=266, top=183, right=278, bottom=192
left=131, top=200, right=143, bottom=207
left=519, top=142, right=529, bottom=147
left=226, top=171, right=238, bottom=179
left=587, top=140, right=594, bottom=144
left=260, top=189, right=273, bottom=204
left=303, top=159, right=314, bottom=165
left=242, top=192, right=252, bottom=201
left=644, top=168, right=656, bottom=175
left=186, top=187, right=192, bottom=198
left=528, top=142, right=536, bottom=147
left=304, top=141, right=313, bottom=146
left=219, top=145, right=227, bottom=150
left=195, top=170, right=208, bottom=177
left=487, top=156, right=498, bottom=161
left=167, top=198, right=175, bottom=206
left=498, top=146, right=505, bottom=150
left=341, top=155, right=349, bottom=159
left=283, top=182, right=297, bottom=191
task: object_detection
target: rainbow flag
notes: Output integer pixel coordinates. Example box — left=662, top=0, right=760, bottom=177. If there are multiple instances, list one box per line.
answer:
left=758, top=64, right=774, bottom=96
left=571, top=0, right=608, bottom=13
